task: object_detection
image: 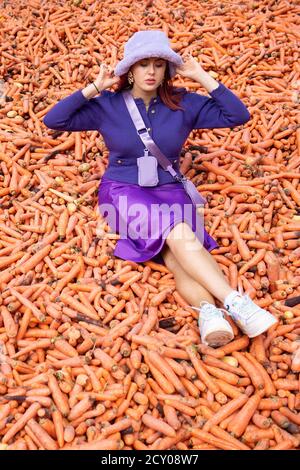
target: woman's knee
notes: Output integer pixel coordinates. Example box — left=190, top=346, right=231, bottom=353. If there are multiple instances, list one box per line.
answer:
left=165, top=222, right=203, bottom=254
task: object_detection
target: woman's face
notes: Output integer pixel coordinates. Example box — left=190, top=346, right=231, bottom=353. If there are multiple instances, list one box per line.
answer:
left=130, top=57, right=167, bottom=91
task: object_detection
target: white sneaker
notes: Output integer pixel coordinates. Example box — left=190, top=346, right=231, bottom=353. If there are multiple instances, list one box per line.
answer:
left=190, top=301, right=234, bottom=348
left=225, top=290, right=278, bottom=338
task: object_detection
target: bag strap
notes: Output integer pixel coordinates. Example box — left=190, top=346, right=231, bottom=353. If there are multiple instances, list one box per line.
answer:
left=122, top=90, right=186, bottom=183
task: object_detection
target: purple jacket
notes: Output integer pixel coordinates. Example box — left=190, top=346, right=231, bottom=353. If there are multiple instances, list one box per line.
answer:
left=43, top=82, right=250, bottom=185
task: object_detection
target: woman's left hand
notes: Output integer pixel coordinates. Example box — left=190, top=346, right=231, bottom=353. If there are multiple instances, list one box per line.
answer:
left=176, top=54, right=205, bottom=80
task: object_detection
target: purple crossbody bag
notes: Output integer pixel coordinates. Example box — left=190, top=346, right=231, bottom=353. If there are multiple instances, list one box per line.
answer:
left=122, top=90, right=207, bottom=207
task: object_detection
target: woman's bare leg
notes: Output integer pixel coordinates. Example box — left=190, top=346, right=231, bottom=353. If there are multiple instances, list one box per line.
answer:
left=165, top=222, right=234, bottom=304
left=161, top=245, right=216, bottom=306
left=161, top=242, right=234, bottom=347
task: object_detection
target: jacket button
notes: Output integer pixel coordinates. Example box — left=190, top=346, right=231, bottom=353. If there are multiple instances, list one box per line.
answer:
left=151, top=109, right=155, bottom=114
left=117, top=159, right=122, bottom=164
left=174, top=159, right=177, bottom=163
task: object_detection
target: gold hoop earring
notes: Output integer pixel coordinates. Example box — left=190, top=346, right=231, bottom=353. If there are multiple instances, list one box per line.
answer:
left=128, top=72, right=134, bottom=84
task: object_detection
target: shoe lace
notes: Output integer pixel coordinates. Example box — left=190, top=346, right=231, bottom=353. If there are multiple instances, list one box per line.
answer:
left=189, top=301, right=228, bottom=321
left=231, top=293, right=261, bottom=323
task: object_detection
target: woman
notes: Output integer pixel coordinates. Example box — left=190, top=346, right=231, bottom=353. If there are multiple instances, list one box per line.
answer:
left=43, top=30, right=277, bottom=347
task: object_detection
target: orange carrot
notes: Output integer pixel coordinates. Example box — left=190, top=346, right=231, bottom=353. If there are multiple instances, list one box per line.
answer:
left=191, top=428, right=242, bottom=451
left=62, top=438, right=121, bottom=450
left=229, top=224, right=252, bottom=261
left=217, top=336, right=249, bottom=355
left=2, top=402, right=41, bottom=444
left=279, top=407, right=300, bottom=426
left=68, top=396, right=92, bottom=422
left=271, top=410, right=290, bottom=429
left=52, top=408, right=64, bottom=448
left=232, top=351, right=265, bottom=390
left=0, top=306, right=18, bottom=338
left=142, top=414, right=176, bottom=438
left=163, top=404, right=181, bottom=431
left=27, top=418, right=58, bottom=450
left=245, top=352, right=276, bottom=396
left=227, top=394, right=261, bottom=437
left=253, top=439, right=270, bottom=450
left=203, top=393, right=248, bottom=431
left=147, top=350, right=187, bottom=396
left=252, top=412, right=272, bottom=429
left=48, top=372, right=70, bottom=417
left=186, top=345, right=220, bottom=394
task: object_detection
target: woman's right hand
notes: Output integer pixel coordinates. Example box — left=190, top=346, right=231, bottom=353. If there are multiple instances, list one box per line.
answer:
left=94, top=63, right=121, bottom=92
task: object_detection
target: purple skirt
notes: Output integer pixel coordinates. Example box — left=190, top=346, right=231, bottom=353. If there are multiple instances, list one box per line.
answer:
left=98, top=177, right=219, bottom=266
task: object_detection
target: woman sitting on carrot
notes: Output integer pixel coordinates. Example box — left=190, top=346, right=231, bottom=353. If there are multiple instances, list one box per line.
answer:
left=43, top=30, right=277, bottom=348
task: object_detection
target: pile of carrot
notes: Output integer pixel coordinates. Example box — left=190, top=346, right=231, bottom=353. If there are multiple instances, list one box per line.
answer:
left=0, top=0, right=300, bottom=451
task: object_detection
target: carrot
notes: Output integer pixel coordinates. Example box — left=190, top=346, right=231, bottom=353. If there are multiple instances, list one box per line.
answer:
left=239, top=249, right=266, bottom=275
left=232, top=352, right=265, bottom=390
left=203, top=393, right=248, bottom=431
left=62, top=438, right=121, bottom=450
left=203, top=364, right=241, bottom=385
left=245, top=352, right=276, bottom=396
left=139, top=306, right=158, bottom=335
left=48, top=372, right=70, bottom=417
left=27, top=418, right=58, bottom=450
left=269, top=440, right=294, bottom=450
left=229, top=224, right=252, bottom=261
left=210, top=425, right=250, bottom=450
left=53, top=338, right=78, bottom=358
left=12, top=339, right=52, bottom=359
left=251, top=335, right=268, bottom=365
left=227, top=394, right=261, bottom=437
left=258, top=397, right=285, bottom=410
left=243, top=427, right=275, bottom=443
left=9, top=288, right=45, bottom=322
left=271, top=410, right=290, bottom=429
left=51, top=408, right=64, bottom=448
left=63, top=425, right=75, bottom=444
left=163, top=404, right=181, bottom=431
left=2, top=402, right=41, bottom=444
left=164, top=399, right=196, bottom=417
left=186, top=345, right=220, bottom=394
left=252, top=412, right=272, bottom=429
left=142, top=414, right=176, bottom=438
left=279, top=407, right=300, bottom=426
left=191, top=428, right=242, bottom=451
left=155, top=429, right=189, bottom=451
left=141, top=349, right=175, bottom=395
left=146, top=350, right=187, bottom=396
left=273, top=379, right=299, bottom=391
left=202, top=355, right=247, bottom=377
left=253, top=439, right=270, bottom=450
left=217, top=336, right=249, bottom=355
left=59, top=292, right=99, bottom=321
left=0, top=306, right=18, bottom=338
left=94, top=347, right=121, bottom=369
left=101, top=418, right=132, bottom=437
left=1, top=2, right=300, bottom=451
left=197, top=343, right=225, bottom=358
left=68, top=396, right=92, bottom=421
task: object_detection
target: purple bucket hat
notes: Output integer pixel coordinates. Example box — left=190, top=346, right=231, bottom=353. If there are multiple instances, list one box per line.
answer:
left=114, top=30, right=184, bottom=79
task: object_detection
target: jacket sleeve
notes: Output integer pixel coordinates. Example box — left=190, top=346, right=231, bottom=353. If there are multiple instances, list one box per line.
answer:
left=188, top=82, right=251, bottom=129
left=43, top=89, right=108, bottom=131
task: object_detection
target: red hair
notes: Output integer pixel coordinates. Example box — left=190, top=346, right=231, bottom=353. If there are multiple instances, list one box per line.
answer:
left=114, top=62, right=187, bottom=111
